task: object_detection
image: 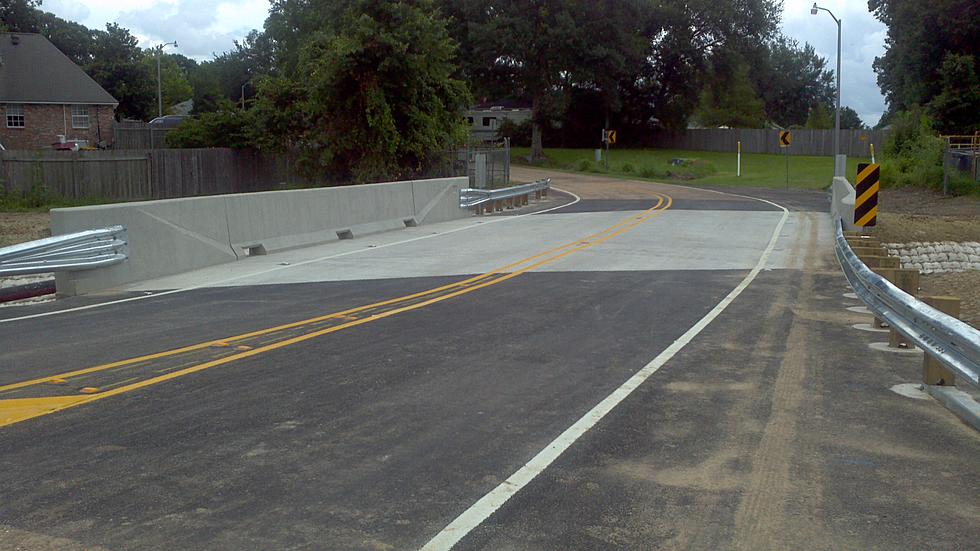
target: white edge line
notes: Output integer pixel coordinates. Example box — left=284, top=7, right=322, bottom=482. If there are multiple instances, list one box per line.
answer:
left=0, top=188, right=581, bottom=324
left=420, top=192, right=789, bottom=551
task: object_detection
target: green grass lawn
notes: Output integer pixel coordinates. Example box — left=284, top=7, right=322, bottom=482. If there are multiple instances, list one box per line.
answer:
left=512, top=147, right=874, bottom=190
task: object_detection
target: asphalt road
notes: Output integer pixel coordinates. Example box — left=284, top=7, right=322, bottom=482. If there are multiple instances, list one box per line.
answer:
left=0, top=168, right=977, bottom=550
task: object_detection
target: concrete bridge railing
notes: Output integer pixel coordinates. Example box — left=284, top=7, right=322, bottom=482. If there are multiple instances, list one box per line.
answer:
left=51, top=177, right=468, bottom=295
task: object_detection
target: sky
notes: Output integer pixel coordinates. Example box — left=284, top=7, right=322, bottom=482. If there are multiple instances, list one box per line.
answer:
left=41, top=0, right=889, bottom=127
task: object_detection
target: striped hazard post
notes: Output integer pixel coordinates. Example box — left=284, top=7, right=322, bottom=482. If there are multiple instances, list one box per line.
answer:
left=854, top=162, right=879, bottom=227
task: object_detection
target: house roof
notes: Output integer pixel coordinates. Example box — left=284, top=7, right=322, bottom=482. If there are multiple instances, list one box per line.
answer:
left=473, top=99, right=532, bottom=110
left=0, top=32, right=117, bottom=105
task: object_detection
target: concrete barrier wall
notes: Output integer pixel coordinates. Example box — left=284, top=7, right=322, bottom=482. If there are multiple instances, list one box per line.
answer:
left=52, top=177, right=467, bottom=295
left=831, top=176, right=859, bottom=232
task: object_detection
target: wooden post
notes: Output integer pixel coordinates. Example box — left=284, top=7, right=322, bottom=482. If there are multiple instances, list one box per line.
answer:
left=864, top=256, right=900, bottom=270
left=920, top=296, right=960, bottom=386
left=886, top=268, right=920, bottom=348
left=852, top=246, right=889, bottom=259
left=872, top=267, right=896, bottom=328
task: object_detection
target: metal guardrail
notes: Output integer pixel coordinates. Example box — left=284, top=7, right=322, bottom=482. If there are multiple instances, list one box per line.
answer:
left=459, top=178, right=551, bottom=208
left=0, top=226, right=128, bottom=276
left=835, top=219, right=979, bottom=388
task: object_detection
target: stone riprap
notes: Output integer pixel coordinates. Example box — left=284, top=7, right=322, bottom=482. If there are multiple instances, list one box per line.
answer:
left=885, top=241, right=980, bottom=274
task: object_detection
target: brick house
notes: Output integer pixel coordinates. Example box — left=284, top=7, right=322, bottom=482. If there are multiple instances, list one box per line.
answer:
left=0, top=32, right=117, bottom=150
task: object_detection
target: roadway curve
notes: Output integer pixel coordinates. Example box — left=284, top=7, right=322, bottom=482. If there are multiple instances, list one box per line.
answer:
left=0, top=168, right=976, bottom=550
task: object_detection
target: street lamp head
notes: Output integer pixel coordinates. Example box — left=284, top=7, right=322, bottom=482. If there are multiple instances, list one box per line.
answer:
left=811, top=3, right=819, bottom=15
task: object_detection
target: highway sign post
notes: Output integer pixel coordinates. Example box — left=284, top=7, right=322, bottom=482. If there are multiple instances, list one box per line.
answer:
left=779, top=130, right=791, bottom=189
left=601, top=129, right=616, bottom=172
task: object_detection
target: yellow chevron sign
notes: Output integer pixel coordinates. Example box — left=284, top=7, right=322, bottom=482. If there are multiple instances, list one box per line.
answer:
left=779, top=130, right=791, bottom=147
left=854, top=163, right=879, bottom=227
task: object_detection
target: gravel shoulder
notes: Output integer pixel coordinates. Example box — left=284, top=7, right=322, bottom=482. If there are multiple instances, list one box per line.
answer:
left=0, top=212, right=50, bottom=248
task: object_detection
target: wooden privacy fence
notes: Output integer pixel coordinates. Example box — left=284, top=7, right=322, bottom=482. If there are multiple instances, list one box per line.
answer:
left=650, top=128, right=890, bottom=157
left=112, top=121, right=173, bottom=149
left=0, top=149, right=308, bottom=201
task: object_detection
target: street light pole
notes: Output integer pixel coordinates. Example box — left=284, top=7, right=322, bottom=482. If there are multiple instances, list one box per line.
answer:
left=240, top=81, right=250, bottom=111
left=156, top=41, right=178, bottom=118
left=812, top=3, right=842, bottom=172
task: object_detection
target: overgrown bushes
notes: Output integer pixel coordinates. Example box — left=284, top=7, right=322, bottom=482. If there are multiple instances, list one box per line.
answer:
left=880, top=107, right=976, bottom=195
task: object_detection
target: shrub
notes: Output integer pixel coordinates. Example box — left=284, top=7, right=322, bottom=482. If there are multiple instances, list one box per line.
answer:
left=639, top=164, right=667, bottom=179
left=880, top=108, right=947, bottom=191
left=496, top=118, right=532, bottom=147
left=166, top=103, right=255, bottom=149
left=576, top=159, right=593, bottom=172
left=621, top=162, right=634, bottom=173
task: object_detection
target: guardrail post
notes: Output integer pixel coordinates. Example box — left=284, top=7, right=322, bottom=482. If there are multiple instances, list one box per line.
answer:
left=522, top=194, right=529, bottom=206
left=542, top=188, right=548, bottom=197
left=872, top=267, right=897, bottom=328
left=921, top=295, right=961, bottom=386
left=495, top=200, right=503, bottom=212
left=535, top=190, right=542, bottom=200
left=846, top=235, right=879, bottom=248
left=887, top=268, right=921, bottom=347
left=852, top=246, right=888, bottom=259
left=864, top=255, right=900, bottom=270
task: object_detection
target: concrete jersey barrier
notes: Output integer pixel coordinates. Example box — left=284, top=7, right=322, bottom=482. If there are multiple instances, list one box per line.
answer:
left=51, top=177, right=468, bottom=295
left=831, top=176, right=859, bottom=232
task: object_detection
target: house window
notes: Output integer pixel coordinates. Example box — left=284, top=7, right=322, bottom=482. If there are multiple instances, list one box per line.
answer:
left=71, top=105, right=90, bottom=129
left=482, top=116, right=497, bottom=129
left=467, top=116, right=474, bottom=125
left=5, top=104, right=25, bottom=128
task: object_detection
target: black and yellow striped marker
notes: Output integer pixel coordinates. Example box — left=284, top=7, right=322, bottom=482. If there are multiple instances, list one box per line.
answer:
left=854, top=162, right=879, bottom=227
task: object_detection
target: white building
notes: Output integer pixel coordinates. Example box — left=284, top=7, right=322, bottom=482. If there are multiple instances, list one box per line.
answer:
left=466, top=102, right=532, bottom=141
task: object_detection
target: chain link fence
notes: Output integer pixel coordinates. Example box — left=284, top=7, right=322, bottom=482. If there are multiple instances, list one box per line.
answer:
left=417, top=139, right=511, bottom=189
left=942, top=134, right=980, bottom=194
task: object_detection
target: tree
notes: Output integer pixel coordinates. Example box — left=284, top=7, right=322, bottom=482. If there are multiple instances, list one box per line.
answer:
left=746, top=37, right=835, bottom=127
left=261, top=0, right=471, bottom=182
left=450, top=1, right=585, bottom=161
left=805, top=103, right=832, bottom=129
left=85, top=23, right=155, bottom=120
left=0, top=0, right=41, bottom=32
left=141, top=53, right=194, bottom=113
left=696, top=56, right=766, bottom=128
left=928, top=53, right=980, bottom=133
left=839, top=106, right=867, bottom=130
left=870, top=0, right=979, bottom=124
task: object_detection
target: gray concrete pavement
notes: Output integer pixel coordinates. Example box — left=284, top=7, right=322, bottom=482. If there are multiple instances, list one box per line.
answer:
left=0, top=171, right=976, bottom=550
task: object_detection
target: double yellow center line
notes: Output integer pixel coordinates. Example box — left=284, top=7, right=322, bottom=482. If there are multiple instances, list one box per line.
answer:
left=0, top=193, right=672, bottom=427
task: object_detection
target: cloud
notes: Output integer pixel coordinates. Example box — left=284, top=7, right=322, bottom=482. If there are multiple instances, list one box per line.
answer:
left=780, top=0, right=888, bottom=126
left=42, top=0, right=270, bottom=60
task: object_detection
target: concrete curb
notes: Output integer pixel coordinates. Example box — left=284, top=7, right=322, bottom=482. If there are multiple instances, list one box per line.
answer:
left=925, top=385, right=980, bottom=433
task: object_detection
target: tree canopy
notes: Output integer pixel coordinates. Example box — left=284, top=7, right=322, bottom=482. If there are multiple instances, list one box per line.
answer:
left=870, top=0, right=979, bottom=132
left=3, top=0, right=867, bottom=180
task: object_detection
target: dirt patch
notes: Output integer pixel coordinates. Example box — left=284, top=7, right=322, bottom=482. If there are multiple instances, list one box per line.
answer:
left=918, top=271, right=980, bottom=328
left=0, top=212, right=50, bottom=248
left=875, top=213, right=980, bottom=243
left=864, top=189, right=980, bottom=328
